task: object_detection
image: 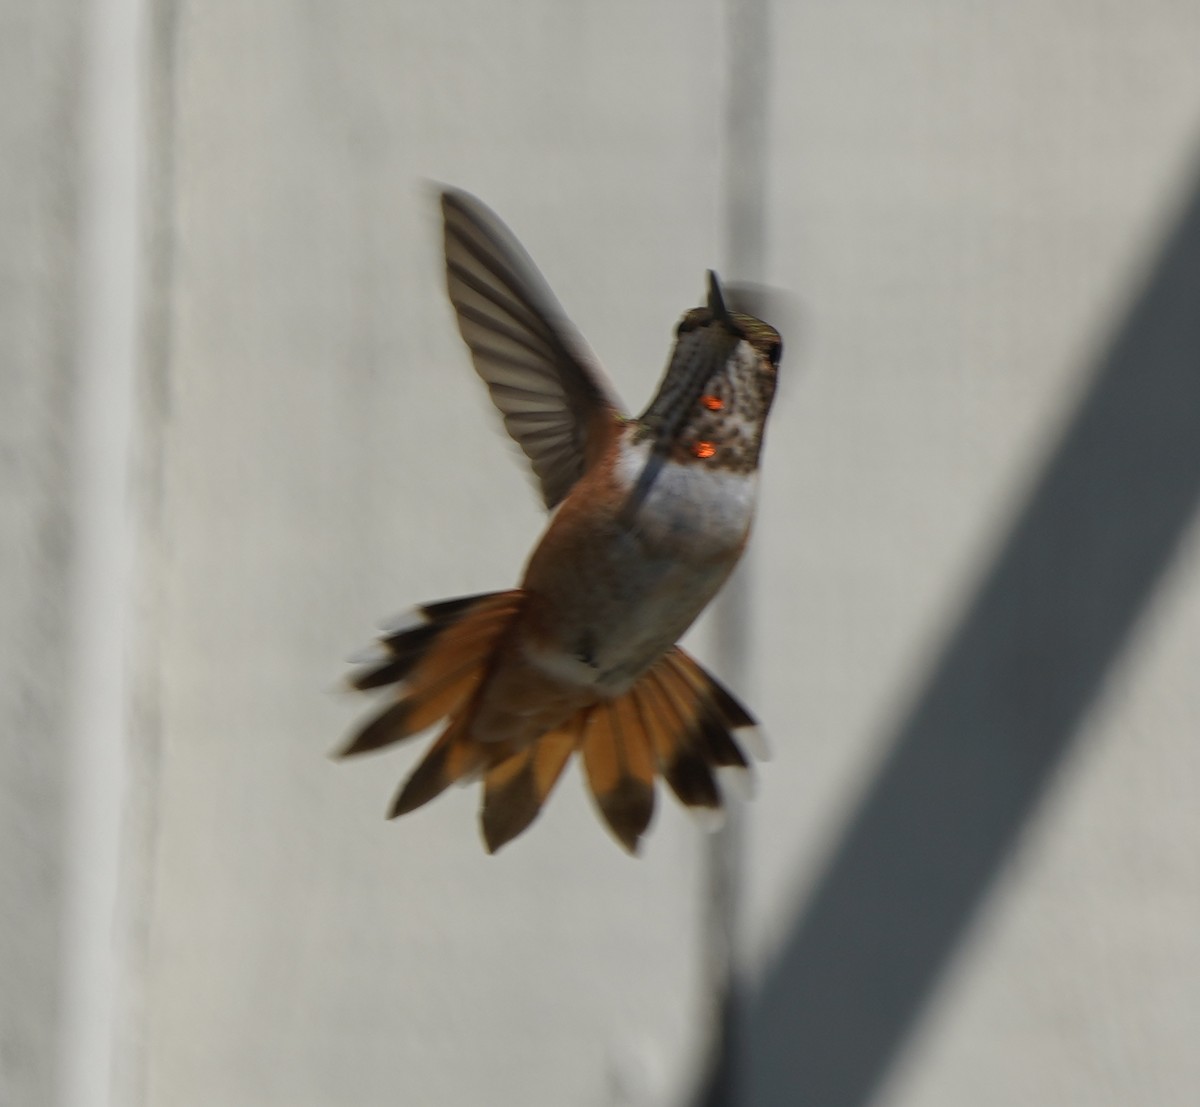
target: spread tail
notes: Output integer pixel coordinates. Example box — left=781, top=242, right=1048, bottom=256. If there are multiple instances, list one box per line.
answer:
left=339, top=594, right=761, bottom=855
left=477, top=648, right=761, bottom=855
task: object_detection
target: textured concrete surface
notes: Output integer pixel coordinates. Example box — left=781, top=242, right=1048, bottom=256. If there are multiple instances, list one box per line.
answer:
left=0, top=4, right=83, bottom=1106
left=742, top=5, right=1200, bottom=1105
left=5, top=3, right=1200, bottom=1106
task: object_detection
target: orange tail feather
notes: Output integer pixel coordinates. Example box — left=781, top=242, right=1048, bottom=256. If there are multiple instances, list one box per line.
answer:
left=580, top=696, right=657, bottom=853
left=480, top=719, right=579, bottom=853
left=340, top=595, right=760, bottom=854
left=339, top=591, right=521, bottom=757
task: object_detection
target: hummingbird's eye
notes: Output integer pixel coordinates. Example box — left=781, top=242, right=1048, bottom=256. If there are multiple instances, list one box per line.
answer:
left=767, top=339, right=782, bottom=368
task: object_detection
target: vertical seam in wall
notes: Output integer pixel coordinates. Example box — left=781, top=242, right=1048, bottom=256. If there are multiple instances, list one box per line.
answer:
left=58, top=0, right=150, bottom=1104
left=113, top=2, right=183, bottom=1105
left=701, top=0, right=772, bottom=1105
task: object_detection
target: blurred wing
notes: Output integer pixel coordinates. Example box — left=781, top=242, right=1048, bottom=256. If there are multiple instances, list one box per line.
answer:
left=442, top=188, right=625, bottom=509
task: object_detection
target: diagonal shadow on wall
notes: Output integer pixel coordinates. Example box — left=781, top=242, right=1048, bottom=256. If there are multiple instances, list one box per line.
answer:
left=732, top=160, right=1200, bottom=1107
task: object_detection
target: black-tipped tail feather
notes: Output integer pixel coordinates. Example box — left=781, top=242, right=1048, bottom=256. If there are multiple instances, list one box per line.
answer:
left=340, top=595, right=761, bottom=855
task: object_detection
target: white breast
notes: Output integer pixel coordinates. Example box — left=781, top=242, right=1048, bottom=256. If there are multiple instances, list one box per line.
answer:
left=613, top=438, right=757, bottom=556
left=521, top=436, right=760, bottom=696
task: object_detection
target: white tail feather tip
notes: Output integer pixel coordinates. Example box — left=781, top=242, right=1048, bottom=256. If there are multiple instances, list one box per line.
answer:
left=685, top=803, right=726, bottom=833
left=716, top=764, right=755, bottom=802
left=736, top=725, right=771, bottom=762
left=377, top=607, right=429, bottom=637
left=347, top=643, right=392, bottom=666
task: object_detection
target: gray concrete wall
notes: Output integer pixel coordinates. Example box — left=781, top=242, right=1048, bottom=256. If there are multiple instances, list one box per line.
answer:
left=4, top=3, right=1199, bottom=1106
left=0, top=4, right=84, bottom=1105
left=743, top=7, right=1200, bottom=1105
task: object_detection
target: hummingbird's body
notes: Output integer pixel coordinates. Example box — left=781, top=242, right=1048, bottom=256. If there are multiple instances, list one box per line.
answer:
left=340, top=189, right=782, bottom=853
left=479, top=436, right=755, bottom=740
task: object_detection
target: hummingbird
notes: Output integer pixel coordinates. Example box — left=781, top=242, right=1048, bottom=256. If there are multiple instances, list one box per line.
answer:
left=339, top=188, right=782, bottom=854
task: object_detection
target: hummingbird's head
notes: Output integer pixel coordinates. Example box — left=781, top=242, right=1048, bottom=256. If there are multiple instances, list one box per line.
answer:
left=637, top=272, right=781, bottom=472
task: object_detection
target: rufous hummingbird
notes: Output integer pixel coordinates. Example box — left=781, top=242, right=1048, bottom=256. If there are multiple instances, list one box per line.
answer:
left=339, top=188, right=782, bottom=854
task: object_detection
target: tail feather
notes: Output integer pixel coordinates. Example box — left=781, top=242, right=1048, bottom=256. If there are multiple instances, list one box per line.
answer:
left=348, top=624, right=438, bottom=690
left=638, top=667, right=722, bottom=812
left=387, top=718, right=466, bottom=817
left=410, top=592, right=501, bottom=627
left=480, top=722, right=578, bottom=853
left=343, top=662, right=481, bottom=756
left=674, top=651, right=757, bottom=730
left=389, top=715, right=514, bottom=818
left=340, top=596, right=762, bottom=853
left=580, top=698, right=656, bottom=853
left=339, top=591, right=521, bottom=757
left=480, top=748, right=537, bottom=849
left=661, top=654, right=751, bottom=770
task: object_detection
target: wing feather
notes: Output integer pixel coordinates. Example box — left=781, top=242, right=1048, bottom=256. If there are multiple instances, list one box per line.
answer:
left=442, top=188, right=625, bottom=508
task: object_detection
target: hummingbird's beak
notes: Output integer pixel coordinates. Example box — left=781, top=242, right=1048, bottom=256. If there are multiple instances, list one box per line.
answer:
left=707, top=270, right=733, bottom=326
